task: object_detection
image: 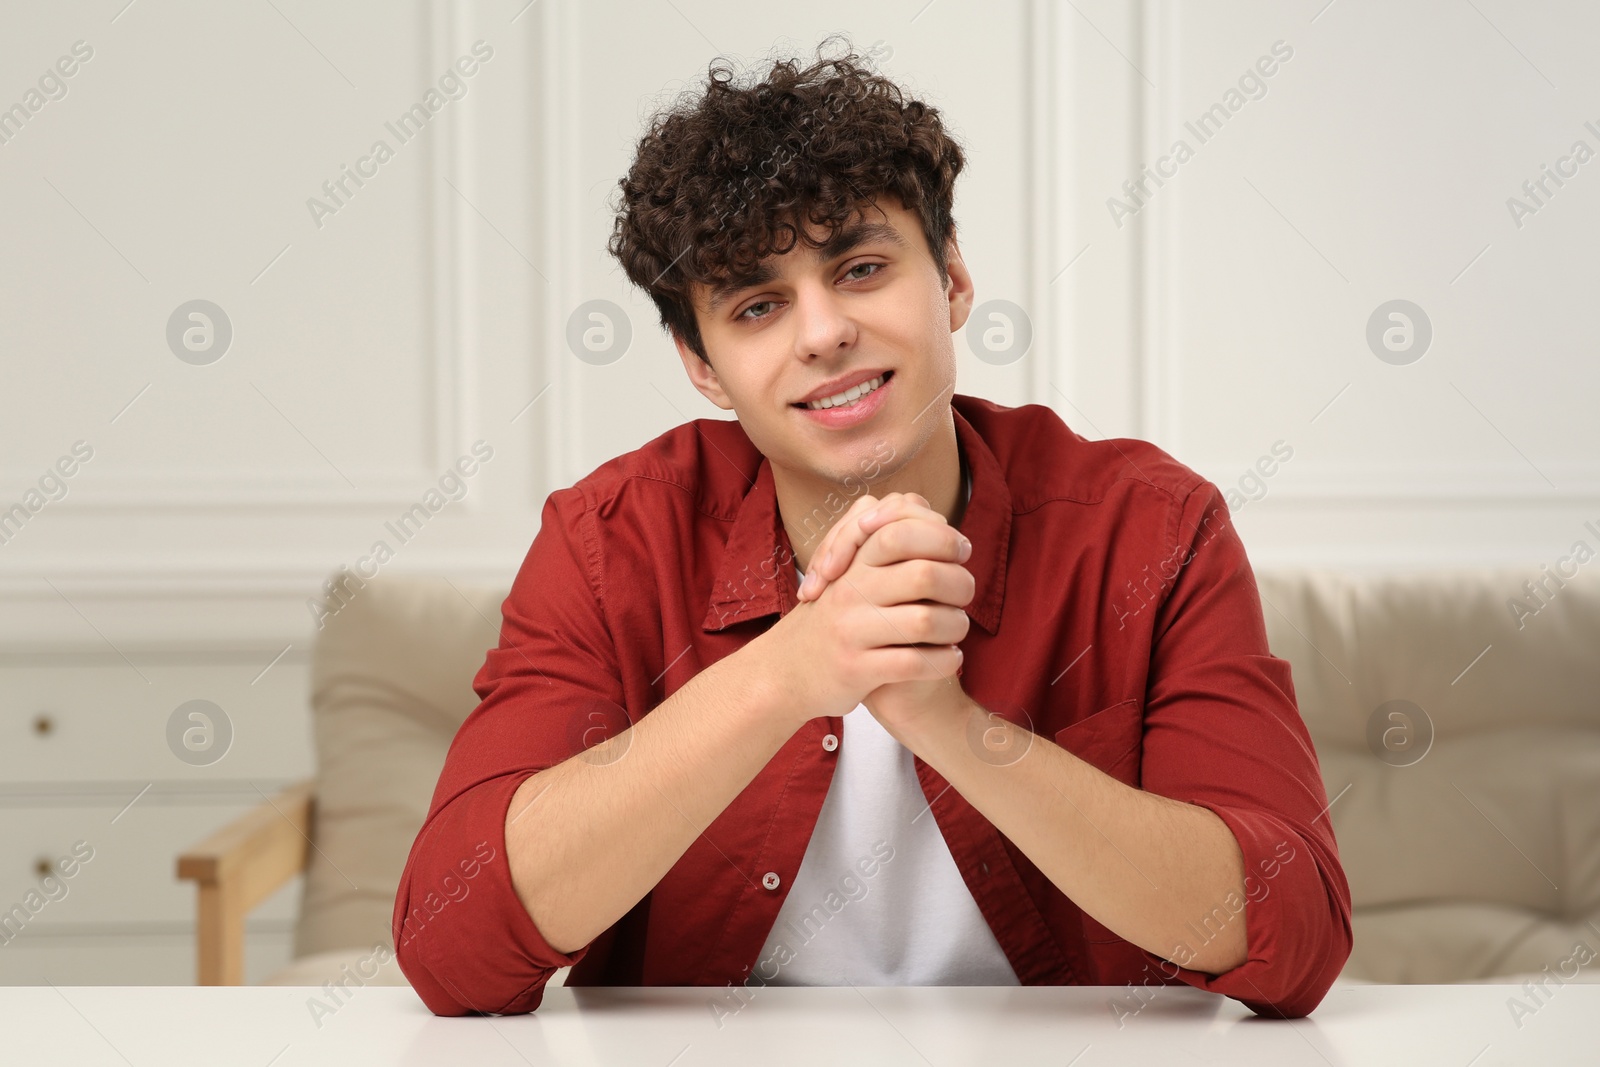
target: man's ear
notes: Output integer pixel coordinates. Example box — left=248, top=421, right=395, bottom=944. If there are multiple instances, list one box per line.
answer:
left=673, top=330, right=735, bottom=411
left=943, top=231, right=975, bottom=333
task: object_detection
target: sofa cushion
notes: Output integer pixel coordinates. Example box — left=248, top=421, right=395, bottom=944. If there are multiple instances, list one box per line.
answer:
left=1255, top=566, right=1600, bottom=981
left=294, top=576, right=510, bottom=960
left=286, top=565, right=1600, bottom=988
left=1254, top=566, right=1600, bottom=745
left=1339, top=903, right=1600, bottom=984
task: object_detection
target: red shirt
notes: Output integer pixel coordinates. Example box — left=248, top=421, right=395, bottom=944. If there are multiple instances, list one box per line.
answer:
left=392, top=393, right=1352, bottom=1019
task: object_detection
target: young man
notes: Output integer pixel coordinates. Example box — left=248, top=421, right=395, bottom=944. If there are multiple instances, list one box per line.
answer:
left=393, top=41, right=1351, bottom=1019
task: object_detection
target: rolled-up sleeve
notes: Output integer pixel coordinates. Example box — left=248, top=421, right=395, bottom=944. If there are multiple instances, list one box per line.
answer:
left=1134, top=480, right=1353, bottom=1018
left=393, top=488, right=626, bottom=1016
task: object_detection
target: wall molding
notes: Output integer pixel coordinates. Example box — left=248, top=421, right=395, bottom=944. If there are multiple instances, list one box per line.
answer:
left=1031, top=0, right=1067, bottom=411
left=0, top=1, right=474, bottom=514
left=1130, top=0, right=1599, bottom=505
left=1138, top=0, right=1171, bottom=448
left=539, top=0, right=577, bottom=497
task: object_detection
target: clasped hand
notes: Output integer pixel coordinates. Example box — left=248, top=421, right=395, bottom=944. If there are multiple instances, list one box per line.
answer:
left=774, top=490, right=976, bottom=743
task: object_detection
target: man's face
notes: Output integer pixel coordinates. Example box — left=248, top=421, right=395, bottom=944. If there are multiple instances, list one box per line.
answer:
left=674, top=196, right=973, bottom=491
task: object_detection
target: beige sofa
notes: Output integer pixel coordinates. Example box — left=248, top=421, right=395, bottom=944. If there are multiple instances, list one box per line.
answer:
left=1253, top=568, right=1600, bottom=985
left=179, top=567, right=1600, bottom=990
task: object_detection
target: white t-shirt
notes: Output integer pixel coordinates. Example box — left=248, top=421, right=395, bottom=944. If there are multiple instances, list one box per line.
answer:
left=753, top=560, right=1018, bottom=984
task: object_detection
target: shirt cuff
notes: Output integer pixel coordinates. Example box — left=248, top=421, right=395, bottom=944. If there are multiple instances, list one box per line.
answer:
left=394, top=771, right=593, bottom=1015
left=1136, top=800, right=1353, bottom=1018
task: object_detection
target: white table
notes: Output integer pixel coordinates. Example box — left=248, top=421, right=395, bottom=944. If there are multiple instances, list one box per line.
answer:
left=8, top=981, right=1592, bottom=1065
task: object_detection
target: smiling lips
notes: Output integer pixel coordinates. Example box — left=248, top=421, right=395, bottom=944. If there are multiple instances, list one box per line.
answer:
left=793, top=370, right=895, bottom=428
left=792, top=368, right=893, bottom=406
left=800, top=372, right=891, bottom=410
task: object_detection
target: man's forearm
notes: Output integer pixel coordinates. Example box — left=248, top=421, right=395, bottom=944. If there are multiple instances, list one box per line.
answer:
left=504, top=636, right=803, bottom=956
left=893, top=694, right=1249, bottom=976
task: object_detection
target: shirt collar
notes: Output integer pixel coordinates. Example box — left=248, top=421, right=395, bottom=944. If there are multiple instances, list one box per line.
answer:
left=702, top=396, right=1011, bottom=635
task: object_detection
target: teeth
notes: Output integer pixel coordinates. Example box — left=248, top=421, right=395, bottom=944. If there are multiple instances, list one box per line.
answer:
left=805, top=374, right=886, bottom=410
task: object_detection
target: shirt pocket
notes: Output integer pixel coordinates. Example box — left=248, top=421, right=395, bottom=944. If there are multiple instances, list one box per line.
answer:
left=1052, top=698, right=1143, bottom=789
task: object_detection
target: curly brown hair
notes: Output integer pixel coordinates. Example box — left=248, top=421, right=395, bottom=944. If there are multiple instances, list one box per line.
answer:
left=606, top=34, right=967, bottom=364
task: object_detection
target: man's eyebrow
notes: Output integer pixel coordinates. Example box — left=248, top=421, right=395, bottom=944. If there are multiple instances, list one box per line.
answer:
left=705, top=221, right=910, bottom=313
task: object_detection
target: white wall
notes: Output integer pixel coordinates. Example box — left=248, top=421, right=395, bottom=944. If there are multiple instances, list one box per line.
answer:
left=0, top=0, right=1593, bottom=981
left=1127, top=0, right=1600, bottom=569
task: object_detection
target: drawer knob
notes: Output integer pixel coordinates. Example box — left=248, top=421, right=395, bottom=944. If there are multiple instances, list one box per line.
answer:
left=33, top=714, right=54, bottom=736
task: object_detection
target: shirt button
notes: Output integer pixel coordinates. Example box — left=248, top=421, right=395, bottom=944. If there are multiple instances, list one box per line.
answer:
left=822, top=733, right=839, bottom=752
left=762, top=871, right=781, bottom=890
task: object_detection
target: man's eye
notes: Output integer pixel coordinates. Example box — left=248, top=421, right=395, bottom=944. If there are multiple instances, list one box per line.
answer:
left=737, top=266, right=883, bottom=321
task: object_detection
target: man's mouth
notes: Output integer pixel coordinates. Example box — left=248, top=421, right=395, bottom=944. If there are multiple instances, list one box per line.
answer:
left=792, top=371, right=895, bottom=411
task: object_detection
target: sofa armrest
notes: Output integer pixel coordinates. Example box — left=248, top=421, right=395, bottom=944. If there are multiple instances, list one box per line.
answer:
left=176, top=780, right=315, bottom=985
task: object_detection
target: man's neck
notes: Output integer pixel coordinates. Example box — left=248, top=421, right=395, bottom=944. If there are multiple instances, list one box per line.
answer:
left=776, top=414, right=966, bottom=575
